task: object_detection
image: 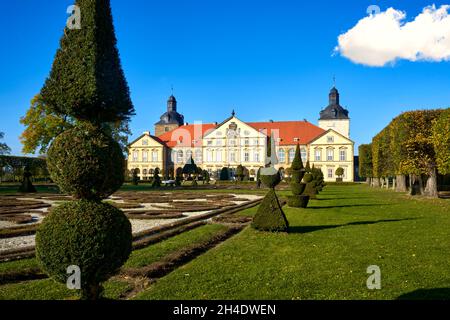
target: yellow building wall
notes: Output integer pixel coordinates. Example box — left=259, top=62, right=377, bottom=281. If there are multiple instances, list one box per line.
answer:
left=127, top=133, right=165, bottom=180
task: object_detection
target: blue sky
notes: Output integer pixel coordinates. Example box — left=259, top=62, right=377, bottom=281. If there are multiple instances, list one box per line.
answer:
left=1, top=0, right=449, bottom=155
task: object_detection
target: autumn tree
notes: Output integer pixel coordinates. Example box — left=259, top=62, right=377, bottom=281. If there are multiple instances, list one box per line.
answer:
left=432, top=108, right=450, bottom=175
left=20, top=94, right=131, bottom=154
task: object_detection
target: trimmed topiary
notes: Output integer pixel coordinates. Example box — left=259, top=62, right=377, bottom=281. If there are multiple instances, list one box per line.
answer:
left=152, top=168, right=161, bottom=188
left=287, top=195, right=310, bottom=208
left=252, top=189, right=289, bottom=232
left=288, top=145, right=309, bottom=208
left=260, top=171, right=281, bottom=189
left=36, top=200, right=132, bottom=300
left=303, top=173, right=313, bottom=183
left=47, top=124, right=124, bottom=200
left=40, top=0, right=134, bottom=124
left=18, top=166, right=37, bottom=193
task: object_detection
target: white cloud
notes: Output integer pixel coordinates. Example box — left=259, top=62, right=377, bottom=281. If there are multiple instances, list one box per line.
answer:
left=335, top=5, right=450, bottom=67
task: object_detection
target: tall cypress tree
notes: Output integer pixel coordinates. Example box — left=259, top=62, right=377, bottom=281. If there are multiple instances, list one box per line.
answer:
left=40, top=0, right=134, bottom=124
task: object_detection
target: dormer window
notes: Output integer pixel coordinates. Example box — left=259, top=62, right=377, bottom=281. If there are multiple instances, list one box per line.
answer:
left=294, top=138, right=300, bottom=143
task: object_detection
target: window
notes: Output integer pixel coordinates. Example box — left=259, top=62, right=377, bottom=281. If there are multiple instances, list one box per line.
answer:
left=301, top=148, right=307, bottom=163
left=328, top=169, right=333, bottom=178
left=254, top=139, right=259, bottom=146
left=186, top=150, right=193, bottom=161
left=254, top=152, right=260, bottom=162
left=244, top=139, right=250, bottom=146
left=244, top=152, right=250, bottom=162
left=229, top=139, right=236, bottom=146
left=165, top=127, right=170, bottom=132
left=216, top=150, right=223, bottom=162
left=278, top=149, right=286, bottom=163
left=288, top=149, right=295, bottom=163
left=230, top=152, right=236, bottom=162
left=142, top=140, right=148, bottom=146
left=327, top=136, right=334, bottom=143
left=207, top=150, right=213, bottom=162
left=327, top=149, right=334, bottom=161
left=207, top=140, right=213, bottom=146
left=133, top=151, right=138, bottom=162
left=177, top=150, right=184, bottom=164
left=142, top=151, right=148, bottom=162
left=143, top=169, right=147, bottom=176
left=195, top=150, right=202, bottom=163
left=340, top=149, right=347, bottom=161
left=216, top=139, right=222, bottom=146
left=315, top=149, right=322, bottom=161
left=152, top=151, right=158, bottom=162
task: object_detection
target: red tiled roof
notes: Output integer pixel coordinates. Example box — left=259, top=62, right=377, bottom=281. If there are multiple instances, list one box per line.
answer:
left=248, top=121, right=325, bottom=145
left=157, top=120, right=325, bottom=147
left=158, top=123, right=217, bottom=147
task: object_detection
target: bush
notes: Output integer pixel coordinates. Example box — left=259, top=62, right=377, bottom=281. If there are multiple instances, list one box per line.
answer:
left=303, top=173, right=313, bottom=183
left=47, top=125, right=124, bottom=200
left=18, top=166, right=37, bottom=193
left=290, top=182, right=306, bottom=195
left=287, top=195, right=310, bottom=208
left=152, top=168, right=161, bottom=188
left=220, top=167, right=230, bottom=181
left=260, top=171, right=281, bottom=189
left=36, top=200, right=132, bottom=299
left=252, top=189, right=289, bottom=232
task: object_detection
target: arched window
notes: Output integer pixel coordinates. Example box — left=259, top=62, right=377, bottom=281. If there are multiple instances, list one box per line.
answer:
left=186, top=150, right=193, bottom=161
left=142, top=151, right=148, bottom=162
left=288, top=149, right=295, bottom=163
left=301, top=148, right=307, bottom=163
left=177, top=150, right=184, bottom=164
left=195, top=149, right=202, bottom=163
left=278, top=149, right=286, bottom=163
left=327, top=148, right=334, bottom=161
left=132, top=150, right=139, bottom=162
left=143, top=169, right=148, bottom=175
left=315, top=148, right=322, bottom=161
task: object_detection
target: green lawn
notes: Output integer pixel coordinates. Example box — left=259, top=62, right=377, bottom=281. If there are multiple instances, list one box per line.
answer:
left=2, top=184, right=450, bottom=300
left=135, top=184, right=450, bottom=300
left=0, top=223, right=229, bottom=299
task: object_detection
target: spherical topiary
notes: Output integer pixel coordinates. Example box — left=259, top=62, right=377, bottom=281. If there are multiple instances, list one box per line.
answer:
left=47, top=124, right=125, bottom=200
left=36, top=200, right=132, bottom=299
left=303, top=173, right=313, bottom=183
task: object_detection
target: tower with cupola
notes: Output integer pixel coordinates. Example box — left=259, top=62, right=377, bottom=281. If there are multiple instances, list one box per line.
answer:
left=318, top=87, right=350, bottom=138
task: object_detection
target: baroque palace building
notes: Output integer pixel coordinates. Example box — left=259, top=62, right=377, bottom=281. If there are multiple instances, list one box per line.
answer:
left=127, top=87, right=355, bottom=182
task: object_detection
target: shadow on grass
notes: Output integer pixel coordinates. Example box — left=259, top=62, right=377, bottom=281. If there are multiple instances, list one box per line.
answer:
left=397, top=288, right=450, bottom=300
left=289, top=218, right=415, bottom=234
left=307, top=204, right=390, bottom=209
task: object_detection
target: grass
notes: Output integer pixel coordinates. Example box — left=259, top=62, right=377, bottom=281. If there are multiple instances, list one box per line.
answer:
left=0, top=278, right=132, bottom=300
left=134, top=184, right=450, bottom=300
left=0, top=258, right=39, bottom=275
left=0, top=223, right=229, bottom=299
left=125, top=223, right=228, bottom=268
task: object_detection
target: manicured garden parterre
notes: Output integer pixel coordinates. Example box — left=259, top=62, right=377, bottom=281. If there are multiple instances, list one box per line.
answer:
left=1, top=184, right=450, bottom=300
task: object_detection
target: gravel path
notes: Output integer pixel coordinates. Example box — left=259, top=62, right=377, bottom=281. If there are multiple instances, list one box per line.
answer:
left=0, top=194, right=261, bottom=253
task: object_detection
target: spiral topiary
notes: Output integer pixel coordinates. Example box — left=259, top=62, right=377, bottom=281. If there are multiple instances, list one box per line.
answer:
left=36, top=201, right=132, bottom=300
left=47, top=124, right=125, bottom=200
left=288, top=145, right=310, bottom=208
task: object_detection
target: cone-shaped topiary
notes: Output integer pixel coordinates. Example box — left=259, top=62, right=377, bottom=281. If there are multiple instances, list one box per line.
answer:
left=36, top=0, right=133, bottom=300
left=18, top=166, right=37, bottom=193
left=40, top=0, right=134, bottom=124
left=36, top=200, right=132, bottom=300
left=152, top=168, right=161, bottom=187
left=252, top=189, right=289, bottom=232
left=288, top=145, right=309, bottom=208
left=46, top=124, right=125, bottom=200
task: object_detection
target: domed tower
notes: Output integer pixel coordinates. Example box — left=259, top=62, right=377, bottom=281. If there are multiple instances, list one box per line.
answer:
left=318, top=87, right=350, bottom=138
left=154, top=95, right=185, bottom=136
